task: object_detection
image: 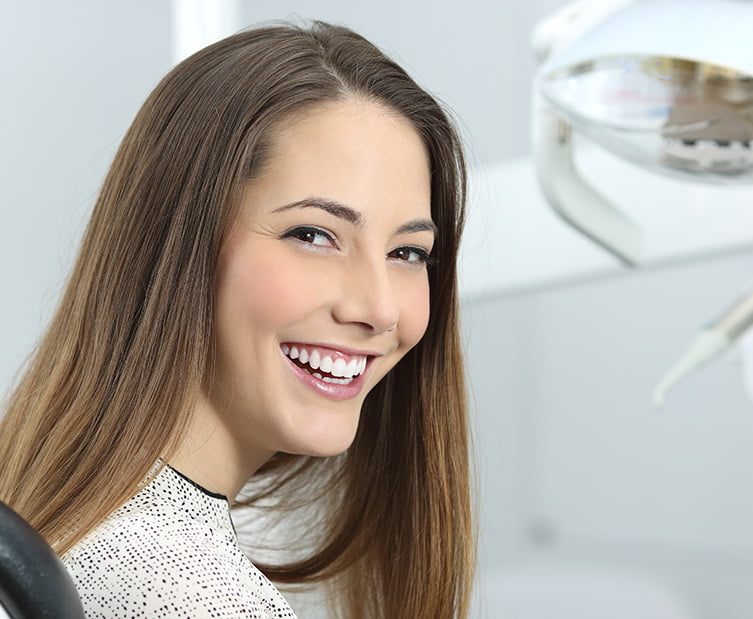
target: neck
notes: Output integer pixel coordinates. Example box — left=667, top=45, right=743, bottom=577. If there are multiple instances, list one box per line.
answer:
left=168, top=393, right=274, bottom=501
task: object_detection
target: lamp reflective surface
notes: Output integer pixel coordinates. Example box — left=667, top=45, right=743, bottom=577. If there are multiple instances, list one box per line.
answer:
left=540, top=55, right=753, bottom=184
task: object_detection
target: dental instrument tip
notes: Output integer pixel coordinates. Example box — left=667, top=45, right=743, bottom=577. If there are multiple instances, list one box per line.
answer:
left=651, top=329, right=730, bottom=411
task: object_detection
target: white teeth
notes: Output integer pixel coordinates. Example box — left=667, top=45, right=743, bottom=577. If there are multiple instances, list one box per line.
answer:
left=283, top=345, right=366, bottom=379
left=311, top=371, right=353, bottom=384
left=331, top=358, right=347, bottom=377
left=323, top=376, right=354, bottom=384
left=346, top=358, right=359, bottom=377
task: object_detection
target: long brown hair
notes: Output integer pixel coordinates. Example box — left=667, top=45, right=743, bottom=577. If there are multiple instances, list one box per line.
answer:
left=0, top=21, right=473, bottom=618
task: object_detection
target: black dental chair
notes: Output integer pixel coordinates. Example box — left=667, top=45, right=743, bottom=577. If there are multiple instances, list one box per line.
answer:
left=0, top=501, right=85, bottom=618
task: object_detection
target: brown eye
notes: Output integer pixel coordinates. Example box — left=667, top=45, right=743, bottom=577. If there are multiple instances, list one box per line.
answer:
left=388, top=246, right=433, bottom=265
left=283, top=226, right=336, bottom=248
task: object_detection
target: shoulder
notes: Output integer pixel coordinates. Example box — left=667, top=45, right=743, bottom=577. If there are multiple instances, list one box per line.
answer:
left=64, top=495, right=295, bottom=618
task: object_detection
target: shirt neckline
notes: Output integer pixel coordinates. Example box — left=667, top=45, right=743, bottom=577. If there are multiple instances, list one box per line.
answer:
left=166, top=464, right=229, bottom=501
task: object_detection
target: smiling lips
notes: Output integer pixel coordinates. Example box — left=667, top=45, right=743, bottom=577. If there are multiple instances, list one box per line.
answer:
left=281, top=344, right=368, bottom=385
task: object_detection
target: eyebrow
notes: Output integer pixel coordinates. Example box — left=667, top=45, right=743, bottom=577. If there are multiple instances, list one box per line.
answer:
left=396, top=219, right=438, bottom=237
left=272, top=197, right=438, bottom=237
left=272, top=198, right=364, bottom=226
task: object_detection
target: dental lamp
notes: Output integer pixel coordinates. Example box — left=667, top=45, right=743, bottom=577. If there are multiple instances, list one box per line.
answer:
left=532, top=0, right=753, bottom=406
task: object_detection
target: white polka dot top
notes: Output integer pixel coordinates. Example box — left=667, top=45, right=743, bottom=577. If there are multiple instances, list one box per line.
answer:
left=63, top=464, right=298, bottom=618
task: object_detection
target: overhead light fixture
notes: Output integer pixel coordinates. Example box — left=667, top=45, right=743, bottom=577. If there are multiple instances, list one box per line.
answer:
left=533, top=0, right=753, bottom=406
left=533, top=0, right=753, bottom=266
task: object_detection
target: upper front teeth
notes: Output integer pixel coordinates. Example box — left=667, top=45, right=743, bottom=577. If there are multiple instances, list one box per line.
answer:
left=282, top=345, right=367, bottom=378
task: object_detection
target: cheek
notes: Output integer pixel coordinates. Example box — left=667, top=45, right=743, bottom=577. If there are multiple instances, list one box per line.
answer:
left=397, top=275, right=431, bottom=349
left=238, top=267, right=303, bottom=326
left=215, top=242, right=328, bottom=336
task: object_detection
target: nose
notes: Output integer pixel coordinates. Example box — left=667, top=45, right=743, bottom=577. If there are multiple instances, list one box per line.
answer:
left=332, top=255, right=400, bottom=335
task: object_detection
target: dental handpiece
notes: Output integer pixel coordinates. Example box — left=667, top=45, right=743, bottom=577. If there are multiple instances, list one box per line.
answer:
left=714, top=291, right=753, bottom=340
left=653, top=289, right=753, bottom=408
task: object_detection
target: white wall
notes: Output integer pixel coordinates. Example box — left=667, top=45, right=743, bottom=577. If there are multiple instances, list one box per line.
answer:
left=465, top=249, right=753, bottom=618
left=0, top=1, right=172, bottom=393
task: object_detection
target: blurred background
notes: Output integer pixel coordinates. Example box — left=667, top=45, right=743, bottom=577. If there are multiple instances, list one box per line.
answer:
left=3, top=1, right=753, bottom=617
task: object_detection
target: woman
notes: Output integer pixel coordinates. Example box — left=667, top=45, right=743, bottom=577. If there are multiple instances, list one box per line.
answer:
left=0, top=21, right=473, bottom=618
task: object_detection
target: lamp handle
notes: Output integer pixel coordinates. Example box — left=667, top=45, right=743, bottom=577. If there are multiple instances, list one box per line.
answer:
left=533, top=102, right=643, bottom=266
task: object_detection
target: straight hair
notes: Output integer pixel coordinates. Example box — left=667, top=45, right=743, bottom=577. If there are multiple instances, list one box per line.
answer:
left=0, top=21, right=473, bottom=618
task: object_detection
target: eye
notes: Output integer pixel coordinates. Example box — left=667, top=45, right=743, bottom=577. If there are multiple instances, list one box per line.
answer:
left=388, top=246, right=435, bottom=266
left=282, top=226, right=337, bottom=248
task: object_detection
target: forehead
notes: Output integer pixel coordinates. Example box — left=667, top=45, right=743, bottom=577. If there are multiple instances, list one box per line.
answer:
left=275, top=98, right=425, bottom=151
left=242, top=100, right=431, bottom=220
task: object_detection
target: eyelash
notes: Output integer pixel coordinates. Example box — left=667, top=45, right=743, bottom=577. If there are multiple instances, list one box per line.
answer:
left=282, top=226, right=336, bottom=248
left=282, top=226, right=436, bottom=266
left=388, top=246, right=436, bottom=267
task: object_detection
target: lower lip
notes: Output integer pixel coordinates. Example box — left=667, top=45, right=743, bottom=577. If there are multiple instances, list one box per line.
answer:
left=284, top=355, right=368, bottom=400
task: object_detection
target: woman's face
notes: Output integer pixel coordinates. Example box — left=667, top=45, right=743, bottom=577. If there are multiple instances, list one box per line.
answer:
left=203, top=100, right=433, bottom=471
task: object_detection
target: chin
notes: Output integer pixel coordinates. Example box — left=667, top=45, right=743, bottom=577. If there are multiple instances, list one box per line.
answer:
left=280, top=398, right=367, bottom=458
left=287, top=420, right=360, bottom=459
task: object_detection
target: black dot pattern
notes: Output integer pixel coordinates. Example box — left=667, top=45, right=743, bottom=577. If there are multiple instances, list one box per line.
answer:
left=63, top=465, right=297, bottom=618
